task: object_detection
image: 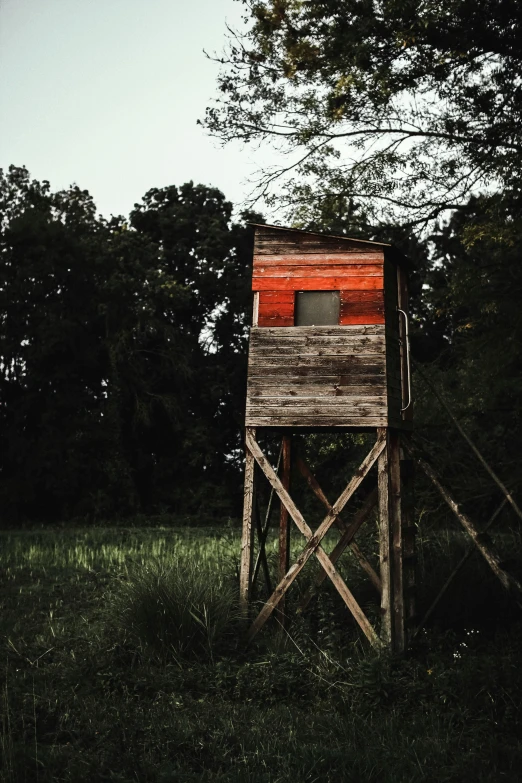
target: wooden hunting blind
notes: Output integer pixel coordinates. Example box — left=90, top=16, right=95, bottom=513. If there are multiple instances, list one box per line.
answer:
left=240, top=224, right=415, bottom=653
left=240, top=224, right=522, bottom=652
left=246, top=224, right=412, bottom=430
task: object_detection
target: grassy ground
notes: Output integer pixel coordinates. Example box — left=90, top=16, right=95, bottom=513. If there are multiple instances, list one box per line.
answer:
left=1, top=525, right=522, bottom=782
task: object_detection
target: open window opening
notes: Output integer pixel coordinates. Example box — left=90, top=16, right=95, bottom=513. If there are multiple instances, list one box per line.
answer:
left=294, top=291, right=340, bottom=326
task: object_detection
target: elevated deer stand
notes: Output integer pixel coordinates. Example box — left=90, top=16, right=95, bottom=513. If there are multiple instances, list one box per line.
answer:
left=239, top=224, right=415, bottom=653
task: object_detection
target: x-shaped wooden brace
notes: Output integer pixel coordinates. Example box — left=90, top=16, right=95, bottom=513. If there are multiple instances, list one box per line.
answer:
left=295, top=456, right=381, bottom=607
left=245, top=429, right=386, bottom=648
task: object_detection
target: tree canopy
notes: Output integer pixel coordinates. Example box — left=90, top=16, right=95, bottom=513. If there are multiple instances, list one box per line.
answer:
left=0, top=166, right=257, bottom=523
left=205, top=0, right=522, bottom=226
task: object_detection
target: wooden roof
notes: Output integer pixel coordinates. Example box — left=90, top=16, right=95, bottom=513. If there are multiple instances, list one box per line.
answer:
left=249, top=223, right=411, bottom=268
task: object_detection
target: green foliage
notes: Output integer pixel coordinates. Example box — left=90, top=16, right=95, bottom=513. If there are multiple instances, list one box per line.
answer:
left=0, top=166, right=259, bottom=524
left=410, top=192, right=522, bottom=514
left=1, top=527, right=522, bottom=782
left=111, top=559, right=239, bottom=662
left=206, top=0, right=522, bottom=226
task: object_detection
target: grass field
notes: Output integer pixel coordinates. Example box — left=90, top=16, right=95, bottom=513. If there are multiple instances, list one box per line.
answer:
left=1, top=524, right=522, bottom=782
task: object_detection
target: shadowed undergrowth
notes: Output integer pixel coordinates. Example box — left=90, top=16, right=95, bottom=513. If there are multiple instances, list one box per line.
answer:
left=1, top=526, right=522, bottom=782
left=111, top=559, right=240, bottom=662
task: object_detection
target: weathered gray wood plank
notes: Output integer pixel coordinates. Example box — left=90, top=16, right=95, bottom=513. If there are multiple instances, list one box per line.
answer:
left=249, top=357, right=387, bottom=370
left=251, top=325, right=386, bottom=337
left=248, top=375, right=388, bottom=387
left=248, top=366, right=386, bottom=378
left=248, top=385, right=389, bottom=398
left=250, top=345, right=385, bottom=356
left=246, top=398, right=387, bottom=409
left=253, top=252, right=383, bottom=263
left=245, top=416, right=388, bottom=427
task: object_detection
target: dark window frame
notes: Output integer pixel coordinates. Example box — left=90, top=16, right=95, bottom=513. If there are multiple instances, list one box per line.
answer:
left=294, top=290, right=341, bottom=326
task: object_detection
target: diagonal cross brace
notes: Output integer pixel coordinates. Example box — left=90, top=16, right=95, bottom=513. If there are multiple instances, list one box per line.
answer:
left=407, top=443, right=522, bottom=605
left=298, top=488, right=379, bottom=612
left=245, top=430, right=386, bottom=647
left=296, top=455, right=381, bottom=595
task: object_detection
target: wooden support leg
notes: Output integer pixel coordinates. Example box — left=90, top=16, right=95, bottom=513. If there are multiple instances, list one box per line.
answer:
left=245, top=429, right=385, bottom=648
left=378, top=428, right=405, bottom=653
left=252, top=443, right=283, bottom=589
left=390, top=430, right=405, bottom=653
left=277, top=435, right=292, bottom=628
left=240, top=427, right=256, bottom=618
left=408, top=443, right=522, bottom=605
left=401, top=445, right=416, bottom=643
left=378, top=429, right=393, bottom=648
left=414, top=498, right=507, bottom=636
left=254, top=492, right=273, bottom=596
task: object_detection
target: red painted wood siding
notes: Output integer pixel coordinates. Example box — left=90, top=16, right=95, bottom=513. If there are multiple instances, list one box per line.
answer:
left=253, top=226, right=386, bottom=327
left=340, top=291, right=385, bottom=325
left=258, top=291, right=294, bottom=327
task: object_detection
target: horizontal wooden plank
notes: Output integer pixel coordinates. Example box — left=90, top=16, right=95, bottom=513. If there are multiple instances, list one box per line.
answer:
left=339, top=314, right=385, bottom=325
left=253, top=276, right=383, bottom=292
left=258, top=291, right=295, bottom=303
left=249, top=374, right=387, bottom=387
left=251, top=343, right=386, bottom=355
left=248, top=370, right=385, bottom=383
left=341, top=302, right=384, bottom=314
left=258, top=316, right=294, bottom=327
left=250, top=345, right=385, bottom=357
left=245, top=415, right=389, bottom=427
left=246, top=410, right=388, bottom=421
left=258, top=303, right=294, bottom=317
left=252, top=325, right=385, bottom=337
left=247, top=392, right=388, bottom=403
left=339, top=290, right=384, bottom=326
left=246, top=410, right=387, bottom=422
left=249, top=371, right=386, bottom=383
left=253, top=264, right=383, bottom=278
left=249, top=354, right=385, bottom=368
left=341, top=289, right=385, bottom=302
left=248, top=385, right=388, bottom=398
left=246, top=398, right=387, bottom=410
left=251, top=334, right=385, bottom=346
left=254, top=236, right=384, bottom=256
left=253, top=253, right=383, bottom=265
left=254, top=233, right=377, bottom=245
left=250, top=358, right=386, bottom=372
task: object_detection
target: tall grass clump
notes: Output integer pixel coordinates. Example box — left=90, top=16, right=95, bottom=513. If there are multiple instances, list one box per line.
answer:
left=111, top=558, right=239, bottom=662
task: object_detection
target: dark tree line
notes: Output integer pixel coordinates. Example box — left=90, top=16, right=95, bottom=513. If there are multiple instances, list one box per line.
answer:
left=0, top=165, right=261, bottom=523
left=1, top=163, right=521, bottom=527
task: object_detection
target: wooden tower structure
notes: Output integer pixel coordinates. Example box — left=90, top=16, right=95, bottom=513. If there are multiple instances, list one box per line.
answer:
left=240, top=224, right=415, bottom=653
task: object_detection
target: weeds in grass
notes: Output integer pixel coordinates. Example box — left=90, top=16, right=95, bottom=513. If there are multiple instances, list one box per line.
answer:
left=1, top=526, right=522, bottom=782
left=110, top=559, right=239, bottom=662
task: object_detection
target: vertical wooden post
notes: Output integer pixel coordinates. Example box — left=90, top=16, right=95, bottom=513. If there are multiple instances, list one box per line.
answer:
left=240, top=427, right=256, bottom=618
left=377, top=427, right=393, bottom=647
left=400, top=443, right=416, bottom=643
left=389, top=430, right=405, bottom=652
left=277, top=435, right=292, bottom=628
left=378, top=428, right=405, bottom=652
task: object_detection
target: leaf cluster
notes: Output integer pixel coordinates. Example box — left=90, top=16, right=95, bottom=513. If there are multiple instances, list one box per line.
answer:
left=0, top=166, right=259, bottom=524
left=206, top=0, right=522, bottom=225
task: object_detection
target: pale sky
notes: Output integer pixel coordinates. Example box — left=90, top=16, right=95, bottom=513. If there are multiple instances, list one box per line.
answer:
left=0, top=0, right=264, bottom=219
